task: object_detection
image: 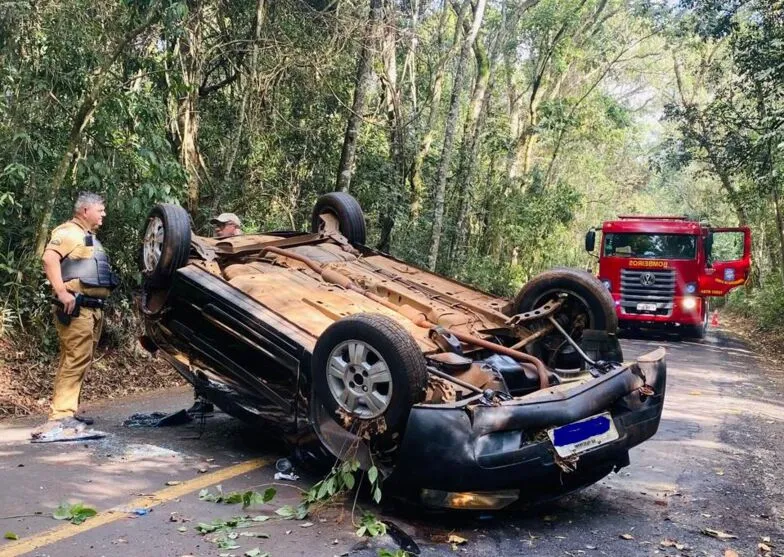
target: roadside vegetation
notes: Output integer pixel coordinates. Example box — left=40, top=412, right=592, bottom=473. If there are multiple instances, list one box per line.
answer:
left=1, top=0, right=783, bottom=415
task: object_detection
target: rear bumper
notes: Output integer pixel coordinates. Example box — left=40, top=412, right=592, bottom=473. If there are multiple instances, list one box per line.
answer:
left=387, top=350, right=666, bottom=507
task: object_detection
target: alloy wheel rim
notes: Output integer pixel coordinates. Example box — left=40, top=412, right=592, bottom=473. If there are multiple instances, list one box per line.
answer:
left=142, top=216, right=164, bottom=273
left=326, top=339, right=392, bottom=419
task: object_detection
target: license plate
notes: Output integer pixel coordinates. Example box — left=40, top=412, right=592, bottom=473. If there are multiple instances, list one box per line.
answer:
left=636, top=302, right=657, bottom=312
left=548, top=412, right=619, bottom=458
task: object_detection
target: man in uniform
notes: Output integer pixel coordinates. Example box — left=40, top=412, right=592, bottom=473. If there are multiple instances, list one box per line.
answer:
left=186, top=212, right=244, bottom=415
left=33, top=192, right=119, bottom=439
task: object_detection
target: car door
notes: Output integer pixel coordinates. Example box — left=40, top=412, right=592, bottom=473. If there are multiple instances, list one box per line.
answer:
left=699, top=227, right=752, bottom=296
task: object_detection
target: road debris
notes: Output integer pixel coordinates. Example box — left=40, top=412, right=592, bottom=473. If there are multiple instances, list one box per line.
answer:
left=122, top=410, right=192, bottom=427
left=661, top=539, right=686, bottom=550
left=273, top=472, right=299, bottom=481
left=4, top=532, right=18, bottom=540
left=702, top=528, right=738, bottom=540
left=619, top=533, right=634, bottom=540
left=30, top=420, right=107, bottom=443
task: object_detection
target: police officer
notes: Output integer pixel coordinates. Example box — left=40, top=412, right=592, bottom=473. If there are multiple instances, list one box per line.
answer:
left=34, top=192, right=118, bottom=437
left=186, top=212, right=244, bottom=416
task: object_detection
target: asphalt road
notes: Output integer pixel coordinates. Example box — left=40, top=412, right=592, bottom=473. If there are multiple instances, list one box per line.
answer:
left=0, top=328, right=782, bottom=557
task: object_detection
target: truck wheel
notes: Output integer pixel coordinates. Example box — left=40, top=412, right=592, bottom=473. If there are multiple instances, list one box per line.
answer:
left=513, top=269, right=619, bottom=368
left=139, top=204, right=191, bottom=311
left=311, top=192, right=367, bottom=245
left=312, top=314, right=427, bottom=436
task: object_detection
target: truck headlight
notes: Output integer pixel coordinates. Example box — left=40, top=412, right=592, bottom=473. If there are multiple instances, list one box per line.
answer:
left=685, top=282, right=697, bottom=294
left=600, top=279, right=612, bottom=291
left=682, top=297, right=697, bottom=310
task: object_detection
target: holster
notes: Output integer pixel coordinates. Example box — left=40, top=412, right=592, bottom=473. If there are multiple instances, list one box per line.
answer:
left=53, top=294, right=82, bottom=326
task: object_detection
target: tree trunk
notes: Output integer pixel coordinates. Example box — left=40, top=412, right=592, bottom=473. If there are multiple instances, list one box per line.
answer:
left=428, top=0, right=486, bottom=270
left=34, top=8, right=161, bottom=256
left=450, top=22, right=494, bottom=264
left=773, top=186, right=784, bottom=284
left=222, top=0, right=265, bottom=188
left=178, top=0, right=205, bottom=216
left=335, top=0, right=382, bottom=193
left=377, top=0, right=404, bottom=252
left=409, top=0, right=461, bottom=218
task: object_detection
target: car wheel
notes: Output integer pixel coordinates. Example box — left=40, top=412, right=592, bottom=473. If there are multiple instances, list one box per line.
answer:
left=311, top=192, right=367, bottom=245
left=312, top=313, right=427, bottom=436
left=139, top=203, right=191, bottom=291
left=681, top=324, right=706, bottom=340
left=513, top=268, right=618, bottom=368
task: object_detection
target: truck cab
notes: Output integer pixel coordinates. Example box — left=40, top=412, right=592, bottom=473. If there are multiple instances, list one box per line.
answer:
left=585, top=216, right=751, bottom=338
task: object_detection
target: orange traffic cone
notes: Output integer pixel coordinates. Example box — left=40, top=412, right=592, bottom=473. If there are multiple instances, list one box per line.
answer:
left=710, top=310, right=720, bottom=328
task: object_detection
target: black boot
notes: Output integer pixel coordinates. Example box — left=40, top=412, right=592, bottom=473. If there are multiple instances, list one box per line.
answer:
left=186, top=400, right=214, bottom=414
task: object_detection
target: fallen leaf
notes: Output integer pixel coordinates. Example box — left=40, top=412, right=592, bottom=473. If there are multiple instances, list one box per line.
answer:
left=166, top=481, right=181, bottom=486
left=759, top=543, right=772, bottom=552
left=714, top=469, right=725, bottom=476
left=542, top=515, right=557, bottom=522
left=448, top=534, right=468, bottom=545
left=177, top=526, right=187, bottom=533
left=619, top=533, right=634, bottom=540
left=197, top=467, right=208, bottom=474
left=4, top=532, right=18, bottom=540
left=703, top=529, right=738, bottom=540
left=300, top=522, right=314, bottom=528
left=689, top=390, right=702, bottom=396
left=661, top=539, right=687, bottom=550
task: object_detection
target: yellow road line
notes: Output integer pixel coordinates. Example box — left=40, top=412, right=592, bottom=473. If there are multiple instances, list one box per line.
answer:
left=0, top=457, right=273, bottom=557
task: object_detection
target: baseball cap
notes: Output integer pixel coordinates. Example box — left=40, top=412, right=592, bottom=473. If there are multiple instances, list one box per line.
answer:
left=209, top=213, right=242, bottom=226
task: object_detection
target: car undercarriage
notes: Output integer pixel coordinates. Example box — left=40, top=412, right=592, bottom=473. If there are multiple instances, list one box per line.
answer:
left=138, top=193, right=666, bottom=509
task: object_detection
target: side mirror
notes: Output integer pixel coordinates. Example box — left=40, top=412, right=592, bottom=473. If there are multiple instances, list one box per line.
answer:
left=585, top=229, right=596, bottom=253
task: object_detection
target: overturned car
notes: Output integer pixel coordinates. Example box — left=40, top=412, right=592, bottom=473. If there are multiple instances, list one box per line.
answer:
left=138, top=193, right=666, bottom=510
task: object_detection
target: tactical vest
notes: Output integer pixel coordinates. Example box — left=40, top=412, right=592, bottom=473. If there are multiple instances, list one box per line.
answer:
left=60, top=234, right=120, bottom=291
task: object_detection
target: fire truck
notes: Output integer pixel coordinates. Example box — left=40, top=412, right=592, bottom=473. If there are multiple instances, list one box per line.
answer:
left=585, top=216, right=751, bottom=338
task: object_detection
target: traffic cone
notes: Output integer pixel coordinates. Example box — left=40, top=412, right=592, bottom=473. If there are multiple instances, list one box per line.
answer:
left=710, top=310, right=720, bottom=328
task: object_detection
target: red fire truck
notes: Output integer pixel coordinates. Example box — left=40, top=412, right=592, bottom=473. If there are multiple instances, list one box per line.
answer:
left=585, top=216, right=751, bottom=338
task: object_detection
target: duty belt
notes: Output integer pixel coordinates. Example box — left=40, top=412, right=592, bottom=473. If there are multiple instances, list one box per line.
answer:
left=78, top=295, right=106, bottom=309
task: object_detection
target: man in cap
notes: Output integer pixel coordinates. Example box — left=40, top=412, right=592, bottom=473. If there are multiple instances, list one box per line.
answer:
left=186, top=211, right=244, bottom=416
left=210, top=212, right=243, bottom=239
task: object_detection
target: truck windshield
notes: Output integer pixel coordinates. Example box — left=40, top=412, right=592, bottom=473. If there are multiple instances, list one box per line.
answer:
left=603, top=233, right=697, bottom=259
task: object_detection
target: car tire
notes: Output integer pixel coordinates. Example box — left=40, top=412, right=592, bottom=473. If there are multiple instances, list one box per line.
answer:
left=312, top=313, right=427, bottom=436
left=513, top=268, right=619, bottom=367
left=311, top=192, right=367, bottom=245
left=681, top=324, right=706, bottom=340
left=139, top=203, right=191, bottom=289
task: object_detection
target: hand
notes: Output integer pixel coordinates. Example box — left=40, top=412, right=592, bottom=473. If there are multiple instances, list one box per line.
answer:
left=57, top=290, right=76, bottom=315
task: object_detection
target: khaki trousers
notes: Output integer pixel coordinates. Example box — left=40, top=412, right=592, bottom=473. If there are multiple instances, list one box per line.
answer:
left=50, top=307, right=103, bottom=420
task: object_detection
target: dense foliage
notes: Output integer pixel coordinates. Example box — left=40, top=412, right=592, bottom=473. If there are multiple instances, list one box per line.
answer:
left=1, top=0, right=781, bottom=341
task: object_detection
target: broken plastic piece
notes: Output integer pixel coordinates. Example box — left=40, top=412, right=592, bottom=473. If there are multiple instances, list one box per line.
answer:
left=30, top=420, right=107, bottom=443
left=273, top=472, right=299, bottom=481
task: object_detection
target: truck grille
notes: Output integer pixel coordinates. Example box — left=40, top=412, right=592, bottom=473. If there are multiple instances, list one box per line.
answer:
left=620, top=269, right=675, bottom=316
